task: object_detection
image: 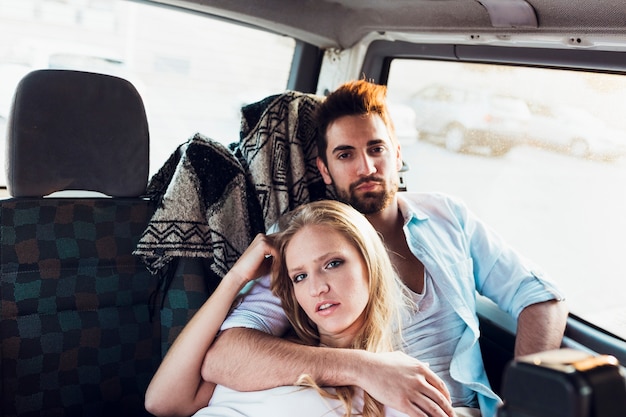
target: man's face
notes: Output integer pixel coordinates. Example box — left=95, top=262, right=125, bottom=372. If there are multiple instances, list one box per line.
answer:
left=317, top=114, right=402, bottom=215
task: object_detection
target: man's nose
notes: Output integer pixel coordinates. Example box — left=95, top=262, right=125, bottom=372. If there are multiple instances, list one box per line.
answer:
left=356, top=153, right=376, bottom=176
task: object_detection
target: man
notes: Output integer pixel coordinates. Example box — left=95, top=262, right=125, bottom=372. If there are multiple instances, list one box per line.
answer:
left=146, top=80, right=567, bottom=417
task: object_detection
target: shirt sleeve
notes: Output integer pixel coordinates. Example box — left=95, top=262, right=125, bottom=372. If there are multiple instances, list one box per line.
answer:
left=453, top=195, right=566, bottom=318
left=219, top=273, right=291, bottom=336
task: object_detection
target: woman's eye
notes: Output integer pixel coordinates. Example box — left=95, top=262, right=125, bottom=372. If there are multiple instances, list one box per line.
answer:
left=292, top=273, right=306, bottom=283
left=326, top=259, right=343, bottom=269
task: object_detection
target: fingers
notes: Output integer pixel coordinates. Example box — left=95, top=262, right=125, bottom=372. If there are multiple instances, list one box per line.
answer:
left=407, top=371, right=455, bottom=417
left=385, top=358, right=453, bottom=417
left=406, top=397, right=455, bottom=417
left=423, top=365, right=452, bottom=403
left=229, top=234, right=278, bottom=284
left=250, top=233, right=278, bottom=256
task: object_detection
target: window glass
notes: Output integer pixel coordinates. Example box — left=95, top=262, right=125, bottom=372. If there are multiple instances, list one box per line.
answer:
left=387, top=59, right=626, bottom=340
left=0, top=0, right=295, bottom=186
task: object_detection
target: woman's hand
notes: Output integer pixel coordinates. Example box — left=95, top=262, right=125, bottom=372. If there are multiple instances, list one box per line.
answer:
left=146, top=233, right=278, bottom=416
left=225, top=233, right=278, bottom=289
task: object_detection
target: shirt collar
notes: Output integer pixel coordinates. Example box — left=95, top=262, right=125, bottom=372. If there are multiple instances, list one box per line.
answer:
left=398, top=193, right=430, bottom=225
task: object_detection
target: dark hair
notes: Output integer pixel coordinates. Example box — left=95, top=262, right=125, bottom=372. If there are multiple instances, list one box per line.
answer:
left=315, top=80, right=396, bottom=165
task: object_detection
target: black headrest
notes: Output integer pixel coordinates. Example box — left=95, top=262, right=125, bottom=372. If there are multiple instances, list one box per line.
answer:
left=5, top=69, right=149, bottom=197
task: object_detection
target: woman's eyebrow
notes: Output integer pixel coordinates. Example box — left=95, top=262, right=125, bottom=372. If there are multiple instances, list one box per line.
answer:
left=287, top=251, right=343, bottom=273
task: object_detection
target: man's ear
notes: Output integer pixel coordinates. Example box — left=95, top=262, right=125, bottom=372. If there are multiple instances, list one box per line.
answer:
left=316, top=157, right=333, bottom=185
left=395, top=145, right=403, bottom=171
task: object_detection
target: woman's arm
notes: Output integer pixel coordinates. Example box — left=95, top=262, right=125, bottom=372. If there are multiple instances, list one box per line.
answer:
left=144, top=234, right=277, bottom=417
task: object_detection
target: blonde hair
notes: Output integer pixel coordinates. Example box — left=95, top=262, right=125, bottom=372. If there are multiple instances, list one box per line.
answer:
left=270, top=200, right=411, bottom=417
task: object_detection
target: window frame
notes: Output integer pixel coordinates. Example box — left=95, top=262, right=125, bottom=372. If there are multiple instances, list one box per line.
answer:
left=356, top=39, right=626, bottom=365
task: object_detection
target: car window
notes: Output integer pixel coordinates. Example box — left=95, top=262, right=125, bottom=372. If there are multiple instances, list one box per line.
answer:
left=388, top=59, right=626, bottom=340
left=0, top=0, right=295, bottom=189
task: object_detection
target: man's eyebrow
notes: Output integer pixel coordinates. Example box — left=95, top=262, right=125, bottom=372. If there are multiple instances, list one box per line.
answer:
left=367, top=139, right=386, bottom=146
left=331, top=139, right=386, bottom=154
left=331, top=144, right=355, bottom=154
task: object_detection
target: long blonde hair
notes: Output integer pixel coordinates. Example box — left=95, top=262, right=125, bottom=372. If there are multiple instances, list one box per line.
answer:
left=270, top=200, right=411, bottom=417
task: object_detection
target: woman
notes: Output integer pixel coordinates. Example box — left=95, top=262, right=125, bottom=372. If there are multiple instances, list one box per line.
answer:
left=146, top=200, right=414, bottom=417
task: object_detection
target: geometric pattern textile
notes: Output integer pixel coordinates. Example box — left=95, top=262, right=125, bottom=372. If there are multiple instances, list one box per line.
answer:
left=136, top=91, right=335, bottom=280
left=158, top=257, right=218, bottom=357
left=0, top=198, right=158, bottom=417
left=134, top=92, right=336, bottom=353
left=235, top=90, right=336, bottom=232
left=133, top=133, right=264, bottom=278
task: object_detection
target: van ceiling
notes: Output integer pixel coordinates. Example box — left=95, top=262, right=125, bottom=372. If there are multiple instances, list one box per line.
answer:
left=150, top=0, right=626, bottom=49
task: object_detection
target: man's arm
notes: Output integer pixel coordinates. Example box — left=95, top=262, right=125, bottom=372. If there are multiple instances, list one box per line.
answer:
left=202, top=327, right=455, bottom=417
left=515, top=299, right=568, bottom=357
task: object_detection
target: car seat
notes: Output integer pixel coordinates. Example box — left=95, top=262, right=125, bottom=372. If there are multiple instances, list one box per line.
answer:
left=0, top=69, right=157, bottom=417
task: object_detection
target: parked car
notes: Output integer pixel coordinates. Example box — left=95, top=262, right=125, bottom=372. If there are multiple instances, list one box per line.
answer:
left=1, top=1, right=626, bottom=416
left=525, top=103, right=626, bottom=161
left=409, top=84, right=531, bottom=156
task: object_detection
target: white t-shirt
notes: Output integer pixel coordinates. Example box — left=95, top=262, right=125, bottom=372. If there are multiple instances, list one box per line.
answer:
left=193, top=385, right=409, bottom=417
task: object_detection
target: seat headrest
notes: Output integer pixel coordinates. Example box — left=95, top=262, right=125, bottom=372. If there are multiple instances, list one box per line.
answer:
left=5, top=69, right=149, bottom=197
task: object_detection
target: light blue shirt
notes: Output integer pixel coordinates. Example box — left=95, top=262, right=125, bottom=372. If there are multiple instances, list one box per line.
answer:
left=397, top=192, right=564, bottom=417
left=221, top=192, right=565, bottom=417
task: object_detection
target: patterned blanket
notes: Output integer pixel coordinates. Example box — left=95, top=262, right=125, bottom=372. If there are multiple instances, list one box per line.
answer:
left=134, top=91, right=334, bottom=282
left=237, top=90, right=334, bottom=231
left=134, top=133, right=263, bottom=277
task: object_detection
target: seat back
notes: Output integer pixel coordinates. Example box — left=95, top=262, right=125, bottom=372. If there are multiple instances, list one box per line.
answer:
left=6, top=69, right=149, bottom=198
left=0, top=70, right=157, bottom=417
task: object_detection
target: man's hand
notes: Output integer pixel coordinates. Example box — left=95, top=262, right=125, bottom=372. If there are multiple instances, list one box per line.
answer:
left=353, top=351, right=455, bottom=417
left=204, top=329, right=454, bottom=416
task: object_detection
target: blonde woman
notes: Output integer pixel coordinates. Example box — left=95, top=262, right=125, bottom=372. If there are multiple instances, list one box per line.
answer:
left=146, top=200, right=416, bottom=417
left=267, top=199, right=413, bottom=416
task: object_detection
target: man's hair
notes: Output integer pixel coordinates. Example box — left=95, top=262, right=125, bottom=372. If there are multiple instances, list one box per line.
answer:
left=315, top=79, right=397, bottom=165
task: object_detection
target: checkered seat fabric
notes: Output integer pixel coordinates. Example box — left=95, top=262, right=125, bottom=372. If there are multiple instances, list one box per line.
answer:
left=1, top=70, right=157, bottom=417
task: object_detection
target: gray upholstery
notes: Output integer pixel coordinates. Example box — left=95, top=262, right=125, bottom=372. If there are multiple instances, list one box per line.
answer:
left=5, top=69, right=149, bottom=197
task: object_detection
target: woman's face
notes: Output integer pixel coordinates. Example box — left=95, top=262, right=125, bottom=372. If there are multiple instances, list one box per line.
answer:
left=284, top=224, right=370, bottom=348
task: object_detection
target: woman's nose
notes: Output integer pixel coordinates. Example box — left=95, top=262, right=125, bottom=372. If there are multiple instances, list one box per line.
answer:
left=309, top=275, right=330, bottom=297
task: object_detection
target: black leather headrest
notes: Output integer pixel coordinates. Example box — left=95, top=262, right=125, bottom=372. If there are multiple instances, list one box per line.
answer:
left=6, top=69, right=149, bottom=197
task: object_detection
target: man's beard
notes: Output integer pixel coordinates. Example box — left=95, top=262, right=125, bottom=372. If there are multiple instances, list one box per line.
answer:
left=334, top=176, right=397, bottom=215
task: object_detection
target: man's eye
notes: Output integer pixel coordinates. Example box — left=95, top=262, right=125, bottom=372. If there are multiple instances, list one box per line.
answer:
left=337, top=152, right=351, bottom=160
left=370, top=146, right=385, bottom=154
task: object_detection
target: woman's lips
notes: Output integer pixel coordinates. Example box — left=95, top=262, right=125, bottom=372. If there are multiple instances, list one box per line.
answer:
left=316, top=301, right=339, bottom=315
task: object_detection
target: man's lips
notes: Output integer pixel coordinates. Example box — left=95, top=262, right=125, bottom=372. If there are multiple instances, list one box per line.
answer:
left=353, top=179, right=383, bottom=192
